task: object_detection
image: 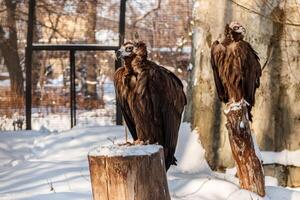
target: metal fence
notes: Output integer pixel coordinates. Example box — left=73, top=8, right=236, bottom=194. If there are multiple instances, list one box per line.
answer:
left=0, top=0, right=192, bottom=131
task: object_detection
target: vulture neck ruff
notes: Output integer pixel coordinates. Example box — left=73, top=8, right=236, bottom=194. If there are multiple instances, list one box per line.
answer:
left=124, top=55, right=146, bottom=75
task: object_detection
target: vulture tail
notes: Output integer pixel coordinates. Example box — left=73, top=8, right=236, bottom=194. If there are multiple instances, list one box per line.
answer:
left=165, top=155, right=177, bottom=171
left=247, top=105, right=253, bottom=122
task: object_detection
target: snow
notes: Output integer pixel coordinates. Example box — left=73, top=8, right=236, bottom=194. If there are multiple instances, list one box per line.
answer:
left=45, top=75, right=64, bottom=87
left=224, top=99, right=250, bottom=114
left=175, top=127, right=211, bottom=174
left=95, top=30, right=119, bottom=46
left=0, top=79, right=10, bottom=87
left=3, top=28, right=9, bottom=39
left=0, top=76, right=299, bottom=199
left=0, top=106, right=115, bottom=132
left=265, top=176, right=279, bottom=187
left=0, top=72, right=9, bottom=77
left=224, top=101, right=243, bottom=114
left=240, top=121, right=245, bottom=128
left=187, top=63, right=193, bottom=71
left=151, top=46, right=192, bottom=54
left=1, top=122, right=300, bottom=199
left=0, top=78, right=116, bottom=132
left=261, top=150, right=300, bottom=167
left=89, top=144, right=162, bottom=157
left=252, top=133, right=263, bottom=162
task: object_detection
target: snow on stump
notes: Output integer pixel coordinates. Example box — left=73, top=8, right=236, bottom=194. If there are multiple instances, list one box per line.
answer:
left=88, top=144, right=171, bottom=200
left=224, top=100, right=265, bottom=197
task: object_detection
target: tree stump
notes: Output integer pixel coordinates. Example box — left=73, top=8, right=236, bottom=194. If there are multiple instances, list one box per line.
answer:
left=88, top=144, right=171, bottom=200
left=224, top=101, right=265, bottom=196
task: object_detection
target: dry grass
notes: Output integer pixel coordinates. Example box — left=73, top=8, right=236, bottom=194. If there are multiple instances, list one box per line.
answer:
left=0, top=87, right=106, bottom=118
left=0, top=88, right=24, bottom=117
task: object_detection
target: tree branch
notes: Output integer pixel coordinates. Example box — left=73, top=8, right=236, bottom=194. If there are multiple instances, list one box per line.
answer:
left=0, top=8, right=6, bottom=13
left=132, top=0, right=161, bottom=27
left=229, top=0, right=300, bottom=27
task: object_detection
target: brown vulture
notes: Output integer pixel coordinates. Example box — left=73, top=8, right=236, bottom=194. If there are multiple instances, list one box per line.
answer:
left=211, top=22, right=262, bottom=121
left=114, top=40, right=186, bottom=170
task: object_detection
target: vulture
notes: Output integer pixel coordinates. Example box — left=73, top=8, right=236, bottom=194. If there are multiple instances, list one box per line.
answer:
left=114, top=40, right=186, bottom=171
left=211, top=22, right=262, bottom=121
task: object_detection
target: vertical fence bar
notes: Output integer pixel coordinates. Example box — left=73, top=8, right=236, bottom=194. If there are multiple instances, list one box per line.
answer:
left=25, top=0, right=36, bottom=130
left=119, top=0, right=126, bottom=44
left=70, top=50, right=76, bottom=128
left=115, top=0, right=126, bottom=125
left=72, top=51, right=77, bottom=126
left=25, top=0, right=125, bottom=129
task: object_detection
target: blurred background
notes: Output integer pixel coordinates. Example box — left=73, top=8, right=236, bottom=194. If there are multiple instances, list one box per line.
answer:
left=0, top=0, right=192, bottom=131
left=0, top=0, right=299, bottom=188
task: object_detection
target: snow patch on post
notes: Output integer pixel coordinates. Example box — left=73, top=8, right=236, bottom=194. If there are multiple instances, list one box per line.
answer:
left=88, top=144, right=170, bottom=200
left=224, top=101, right=242, bottom=114
left=239, top=121, right=245, bottom=129
left=89, top=144, right=162, bottom=157
left=224, top=99, right=250, bottom=114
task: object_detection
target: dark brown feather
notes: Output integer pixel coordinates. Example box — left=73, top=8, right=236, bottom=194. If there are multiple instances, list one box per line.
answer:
left=114, top=67, right=138, bottom=140
left=211, top=41, right=228, bottom=102
left=223, top=41, right=261, bottom=120
left=114, top=41, right=186, bottom=170
left=211, top=24, right=262, bottom=121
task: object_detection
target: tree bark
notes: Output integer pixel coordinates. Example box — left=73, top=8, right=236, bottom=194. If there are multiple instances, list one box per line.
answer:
left=225, top=101, right=265, bottom=196
left=187, top=1, right=300, bottom=177
left=84, top=0, right=97, bottom=99
left=0, top=0, right=23, bottom=97
left=88, top=145, right=171, bottom=200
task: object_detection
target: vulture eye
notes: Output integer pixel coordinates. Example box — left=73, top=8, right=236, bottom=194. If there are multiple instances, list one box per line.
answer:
left=233, top=26, right=239, bottom=30
left=125, top=46, right=133, bottom=52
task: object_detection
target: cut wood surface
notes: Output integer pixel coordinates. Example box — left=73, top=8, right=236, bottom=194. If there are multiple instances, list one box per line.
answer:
left=225, top=101, right=265, bottom=197
left=88, top=144, right=171, bottom=200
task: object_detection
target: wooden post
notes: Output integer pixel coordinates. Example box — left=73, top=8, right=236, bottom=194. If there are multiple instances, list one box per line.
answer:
left=88, top=145, right=171, bottom=200
left=224, top=100, right=265, bottom=196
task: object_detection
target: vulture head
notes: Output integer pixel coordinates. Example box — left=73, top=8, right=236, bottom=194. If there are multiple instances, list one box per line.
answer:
left=117, top=40, right=148, bottom=62
left=228, top=21, right=246, bottom=41
left=229, top=21, right=246, bottom=35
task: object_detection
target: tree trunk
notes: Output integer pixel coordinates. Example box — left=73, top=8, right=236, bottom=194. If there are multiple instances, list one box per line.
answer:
left=32, top=7, right=42, bottom=98
left=225, top=100, right=265, bottom=196
left=186, top=1, right=300, bottom=181
left=0, top=0, right=23, bottom=97
left=88, top=145, right=171, bottom=200
left=85, top=0, right=97, bottom=99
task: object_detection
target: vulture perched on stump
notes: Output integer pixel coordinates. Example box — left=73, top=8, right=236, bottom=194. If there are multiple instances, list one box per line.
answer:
left=114, top=40, right=186, bottom=171
left=211, top=22, right=262, bottom=121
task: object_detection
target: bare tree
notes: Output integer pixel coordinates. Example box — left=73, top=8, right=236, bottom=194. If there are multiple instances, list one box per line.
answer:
left=83, top=0, right=98, bottom=99
left=0, top=0, right=23, bottom=97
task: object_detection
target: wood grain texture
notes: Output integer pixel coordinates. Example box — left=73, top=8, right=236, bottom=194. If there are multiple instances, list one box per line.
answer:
left=225, top=102, right=265, bottom=196
left=88, top=146, right=170, bottom=200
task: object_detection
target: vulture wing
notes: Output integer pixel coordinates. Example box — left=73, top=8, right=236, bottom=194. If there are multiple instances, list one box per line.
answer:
left=211, top=41, right=228, bottom=102
left=114, top=67, right=138, bottom=140
left=132, top=61, right=186, bottom=170
left=158, top=66, right=187, bottom=169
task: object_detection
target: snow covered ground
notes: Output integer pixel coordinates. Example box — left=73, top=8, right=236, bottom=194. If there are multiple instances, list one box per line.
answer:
left=0, top=123, right=300, bottom=200
left=0, top=77, right=299, bottom=199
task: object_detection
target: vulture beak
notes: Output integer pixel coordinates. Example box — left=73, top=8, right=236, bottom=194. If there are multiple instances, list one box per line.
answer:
left=236, top=26, right=246, bottom=35
left=116, top=47, right=132, bottom=59
left=116, top=49, right=123, bottom=59
left=229, top=21, right=246, bottom=35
